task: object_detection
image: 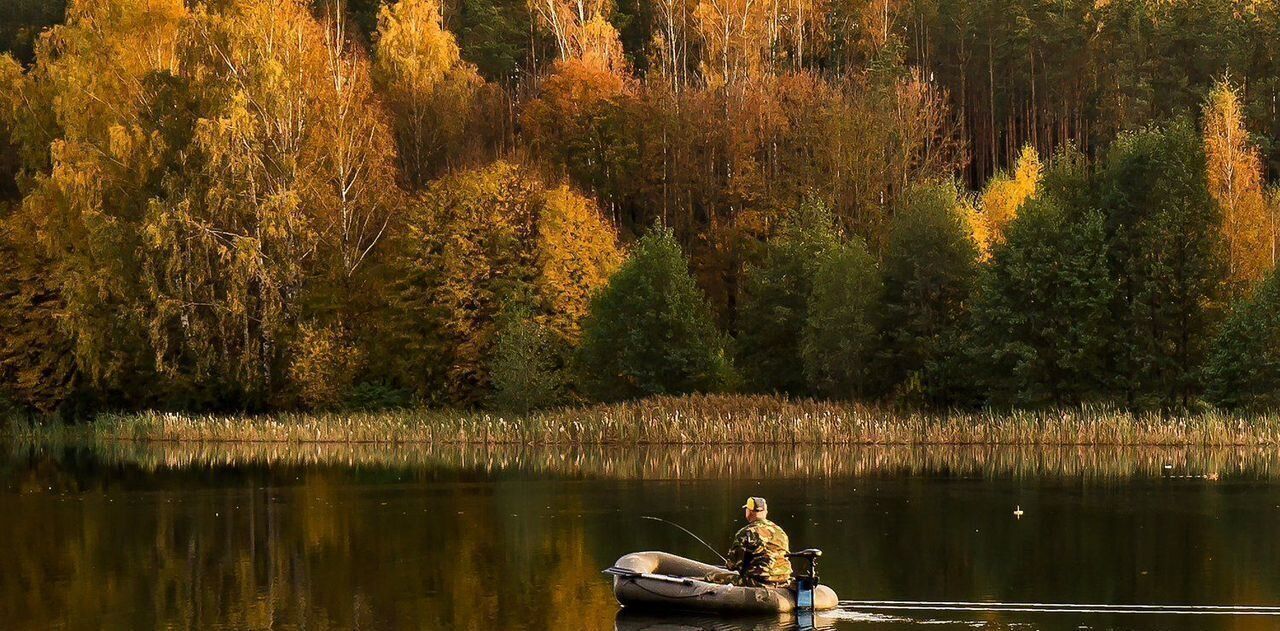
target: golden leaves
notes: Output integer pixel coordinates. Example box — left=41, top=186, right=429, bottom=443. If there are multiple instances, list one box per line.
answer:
left=374, top=0, right=483, bottom=186
left=537, top=185, right=622, bottom=344
left=1204, top=77, right=1271, bottom=288
left=974, top=145, right=1041, bottom=259
left=391, top=162, right=619, bottom=403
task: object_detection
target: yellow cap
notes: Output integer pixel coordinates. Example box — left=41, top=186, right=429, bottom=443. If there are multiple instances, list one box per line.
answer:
left=742, top=497, right=767, bottom=511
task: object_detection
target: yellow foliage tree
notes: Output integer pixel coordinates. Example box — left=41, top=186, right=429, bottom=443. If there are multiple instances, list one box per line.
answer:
left=10, top=0, right=188, bottom=394
left=975, top=144, right=1041, bottom=258
left=1204, top=77, right=1271, bottom=287
left=530, top=0, right=628, bottom=73
left=693, top=0, right=771, bottom=87
left=374, top=0, right=485, bottom=188
left=385, top=161, right=620, bottom=403
left=0, top=213, right=79, bottom=413
left=537, top=185, right=623, bottom=342
left=141, top=0, right=400, bottom=400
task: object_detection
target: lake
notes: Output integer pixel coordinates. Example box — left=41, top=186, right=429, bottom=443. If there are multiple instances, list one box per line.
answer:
left=3, top=442, right=1280, bottom=630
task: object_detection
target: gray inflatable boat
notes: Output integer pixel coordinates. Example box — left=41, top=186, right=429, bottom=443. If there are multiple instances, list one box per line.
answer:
left=606, top=551, right=839, bottom=614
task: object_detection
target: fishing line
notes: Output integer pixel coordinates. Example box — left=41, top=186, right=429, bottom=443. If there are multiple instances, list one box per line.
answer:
left=640, top=515, right=730, bottom=565
left=841, top=600, right=1280, bottom=616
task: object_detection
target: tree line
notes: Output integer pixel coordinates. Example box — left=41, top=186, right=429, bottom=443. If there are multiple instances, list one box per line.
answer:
left=1, top=0, right=1280, bottom=416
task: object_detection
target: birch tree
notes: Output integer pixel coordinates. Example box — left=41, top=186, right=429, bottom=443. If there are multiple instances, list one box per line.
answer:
left=1204, top=77, right=1270, bottom=288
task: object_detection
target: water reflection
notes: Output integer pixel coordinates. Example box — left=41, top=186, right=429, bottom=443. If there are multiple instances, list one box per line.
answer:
left=16, top=440, right=1280, bottom=480
left=4, top=442, right=1280, bottom=630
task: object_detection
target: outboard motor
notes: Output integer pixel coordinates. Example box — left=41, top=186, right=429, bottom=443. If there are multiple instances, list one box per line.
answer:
left=786, top=548, right=823, bottom=617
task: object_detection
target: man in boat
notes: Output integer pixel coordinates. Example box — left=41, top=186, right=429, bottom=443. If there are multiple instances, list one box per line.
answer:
left=709, top=496, right=794, bottom=587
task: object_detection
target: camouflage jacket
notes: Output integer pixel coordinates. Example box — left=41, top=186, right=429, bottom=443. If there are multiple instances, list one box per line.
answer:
left=726, top=519, right=793, bottom=585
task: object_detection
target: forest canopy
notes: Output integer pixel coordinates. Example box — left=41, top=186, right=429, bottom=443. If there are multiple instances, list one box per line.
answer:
left=2, top=0, right=1280, bottom=416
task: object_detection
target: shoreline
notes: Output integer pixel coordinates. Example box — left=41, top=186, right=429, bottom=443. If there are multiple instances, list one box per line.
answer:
left=7, top=394, right=1280, bottom=447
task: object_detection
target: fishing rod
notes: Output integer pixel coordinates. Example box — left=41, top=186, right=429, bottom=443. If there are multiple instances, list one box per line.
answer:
left=640, top=515, right=729, bottom=565
left=840, top=600, right=1280, bottom=616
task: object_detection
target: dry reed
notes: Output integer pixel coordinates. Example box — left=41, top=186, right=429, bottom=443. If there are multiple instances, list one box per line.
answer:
left=8, top=394, right=1280, bottom=446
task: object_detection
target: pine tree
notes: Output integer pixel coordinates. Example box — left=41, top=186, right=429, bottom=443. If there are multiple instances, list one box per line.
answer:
left=488, top=305, right=563, bottom=412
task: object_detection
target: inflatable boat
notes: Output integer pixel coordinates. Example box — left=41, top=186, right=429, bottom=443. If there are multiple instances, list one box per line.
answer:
left=605, top=551, right=839, bottom=615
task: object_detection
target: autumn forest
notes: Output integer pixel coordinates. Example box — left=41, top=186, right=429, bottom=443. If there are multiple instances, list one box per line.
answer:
left=3, top=0, right=1280, bottom=417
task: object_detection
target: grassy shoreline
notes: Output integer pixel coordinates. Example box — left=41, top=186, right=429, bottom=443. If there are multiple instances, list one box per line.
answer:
left=8, top=394, right=1280, bottom=446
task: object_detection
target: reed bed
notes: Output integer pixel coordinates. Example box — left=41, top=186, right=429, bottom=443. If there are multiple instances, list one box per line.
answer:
left=8, top=394, right=1280, bottom=446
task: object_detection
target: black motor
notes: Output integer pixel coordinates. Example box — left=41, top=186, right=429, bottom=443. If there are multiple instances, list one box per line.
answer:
left=786, top=548, right=823, bottom=610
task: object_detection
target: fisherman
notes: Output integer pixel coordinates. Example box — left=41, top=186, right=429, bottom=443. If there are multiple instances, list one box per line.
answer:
left=710, top=496, right=793, bottom=587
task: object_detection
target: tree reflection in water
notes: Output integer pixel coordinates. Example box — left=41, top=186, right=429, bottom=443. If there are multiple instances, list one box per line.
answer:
left=3, top=442, right=1280, bottom=630
left=26, top=440, right=1280, bottom=480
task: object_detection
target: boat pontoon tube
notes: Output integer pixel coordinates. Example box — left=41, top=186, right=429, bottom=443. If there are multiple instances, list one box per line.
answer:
left=608, top=551, right=839, bottom=614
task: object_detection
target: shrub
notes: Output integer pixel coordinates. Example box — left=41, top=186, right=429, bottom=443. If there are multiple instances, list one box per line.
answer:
left=577, top=226, right=735, bottom=401
left=343, top=382, right=413, bottom=412
left=287, top=324, right=365, bottom=410
left=488, top=305, right=563, bottom=412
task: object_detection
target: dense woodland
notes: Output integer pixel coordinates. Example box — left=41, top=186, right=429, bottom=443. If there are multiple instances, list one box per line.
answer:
left=3, top=0, right=1280, bottom=417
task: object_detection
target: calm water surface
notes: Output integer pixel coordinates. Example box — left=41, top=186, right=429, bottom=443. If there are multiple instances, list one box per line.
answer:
left=3, top=443, right=1280, bottom=630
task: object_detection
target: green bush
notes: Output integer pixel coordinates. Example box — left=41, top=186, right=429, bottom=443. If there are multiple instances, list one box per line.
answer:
left=576, top=226, right=735, bottom=401
left=877, top=181, right=981, bottom=406
left=802, top=239, right=881, bottom=399
left=342, top=382, right=413, bottom=412
left=1205, top=271, right=1280, bottom=410
left=488, top=305, right=563, bottom=412
left=736, top=199, right=840, bottom=395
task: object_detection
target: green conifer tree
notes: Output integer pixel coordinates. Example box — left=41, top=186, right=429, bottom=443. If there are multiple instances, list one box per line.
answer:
left=1099, top=122, right=1227, bottom=409
left=577, top=226, right=735, bottom=401
left=973, top=197, right=1115, bottom=407
left=802, top=239, right=881, bottom=399
left=1205, top=271, right=1280, bottom=410
left=736, top=198, right=839, bottom=395
left=877, top=182, right=981, bottom=406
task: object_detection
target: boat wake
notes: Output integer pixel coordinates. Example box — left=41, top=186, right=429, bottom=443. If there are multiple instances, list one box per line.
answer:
left=827, top=608, right=1033, bottom=627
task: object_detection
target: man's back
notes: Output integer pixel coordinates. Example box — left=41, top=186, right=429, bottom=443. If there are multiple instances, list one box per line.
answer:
left=727, top=518, right=793, bottom=585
